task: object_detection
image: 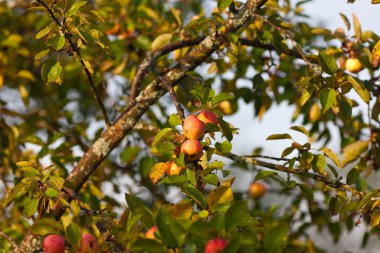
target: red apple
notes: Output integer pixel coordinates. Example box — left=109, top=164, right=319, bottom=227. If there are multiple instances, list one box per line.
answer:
left=197, top=110, right=218, bottom=125
left=43, top=234, right=65, bottom=253
left=249, top=182, right=267, bottom=199
left=205, top=238, right=228, bottom=253
left=79, top=233, right=98, bottom=253
left=183, top=115, right=205, bottom=140
left=145, top=226, right=158, bottom=239
left=167, top=161, right=183, bottom=175
left=180, top=139, right=203, bottom=161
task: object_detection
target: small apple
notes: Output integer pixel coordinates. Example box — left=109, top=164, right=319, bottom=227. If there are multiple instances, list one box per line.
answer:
left=180, top=139, right=203, bottom=161
left=249, top=182, right=267, bottom=199
left=183, top=115, right=205, bottom=140
left=217, top=100, right=235, bottom=115
left=197, top=110, right=218, bottom=125
left=345, top=58, right=363, bottom=73
left=205, top=238, right=228, bottom=253
left=79, top=233, right=98, bottom=253
left=145, top=226, right=158, bottom=239
left=167, top=161, right=183, bottom=175
left=43, top=234, right=65, bottom=253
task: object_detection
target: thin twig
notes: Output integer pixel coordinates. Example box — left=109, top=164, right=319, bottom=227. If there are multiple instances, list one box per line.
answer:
left=129, top=37, right=206, bottom=101
left=36, top=0, right=111, bottom=127
left=0, top=229, right=18, bottom=251
left=255, top=14, right=319, bottom=75
left=159, top=76, right=185, bottom=122
left=211, top=148, right=366, bottom=199
left=243, top=154, right=291, bottom=162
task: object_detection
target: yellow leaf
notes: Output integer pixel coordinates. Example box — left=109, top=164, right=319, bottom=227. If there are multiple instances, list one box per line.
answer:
left=151, top=33, right=172, bottom=51
left=372, top=40, right=380, bottom=59
left=169, top=201, right=193, bottom=219
left=149, top=162, right=169, bottom=185
left=341, top=140, right=369, bottom=167
left=207, top=186, right=233, bottom=210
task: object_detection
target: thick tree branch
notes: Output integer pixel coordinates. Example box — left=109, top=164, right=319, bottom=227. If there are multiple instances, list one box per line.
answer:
left=212, top=149, right=366, bottom=199
left=36, top=0, right=111, bottom=127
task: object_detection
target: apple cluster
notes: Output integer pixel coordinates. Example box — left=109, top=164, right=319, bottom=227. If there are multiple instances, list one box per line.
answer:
left=167, top=110, right=219, bottom=176
left=43, top=233, right=98, bottom=253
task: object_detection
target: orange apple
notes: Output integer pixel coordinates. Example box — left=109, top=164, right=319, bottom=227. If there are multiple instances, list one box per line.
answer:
left=197, top=110, right=218, bottom=125
left=43, top=234, right=65, bottom=253
left=167, top=161, right=183, bottom=175
left=145, top=226, right=158, bottom=239
left=183, top=115, right=205, bottom=140
left=181, top=139, right=203, bottom=161
left=345, top=58, right=363, bottom=73
left=79, top=233, right=98, bottom=253
left=249, top=182, right=267, bottom=199
left=205, top=238, right=228, bottom=253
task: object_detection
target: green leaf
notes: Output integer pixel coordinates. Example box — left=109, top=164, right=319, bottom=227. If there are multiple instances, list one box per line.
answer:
left=120, top=146, right=140, bottom=164
left=347, top=76, right=370, bottom=103
left=160, top=174, right=188, bottom=184
left=318, top=53, right=338, bottom=75
left=152, top=128, right=176, bottom=147
left=66, top=223, right=81, bottom=248
left=254, top=171, right=277, bottom=181
left=68, top=1, right=88, bottom=16
left=36, top=26, right=52, bottom=39
left=35, top=49, right=50, bottom=61
left=346, top=168, right=360, bottom=185
left=263, top=223, right=289, bottom=252
left=289, top=126, right=309, bottom=136
left=156, top=207, right=186, bottom=247
left=215, top=141, right=232, bottom=153
left=203, top=174, right=219, bottom=186
left=47, top=62, right=63, bottom=84
left=219, top=118, right=233, bottom=141
left=225, top=201, right=247, bottom=232
left=266, top=133, right=292, bottom=140
left=181, top=183, right=208, bottom=209
left=168, top=114, right=181, bottom=126
left=45, top=188, right=59, bottom=198
left=132, top=239, right=166, bottom=252
left=210, top=92, right=234, bottom=107
left=281, top=146, right=295, bottom=158
left=320, top=147, right=341, bottom=168
left=51, top=35, right=65, bottom=50
left=23, top=197, right=40, bottom=218
left=218, top=0, right=233, bottom=12
left=319, top=88, right=336, bottom=112
left=298, top=184, right=314, bottom=200
left=299, top=86, right=314, bottom=106
left=342, top=140, right=369, bottom=167
left=312, top=154, right=326, bottom=174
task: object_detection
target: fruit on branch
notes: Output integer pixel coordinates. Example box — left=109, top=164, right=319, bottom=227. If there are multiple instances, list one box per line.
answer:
left=197, top=110, right=218, bottom=125
left=205, top=238, right=228, bottom=253
left=183, top=115, right=205, bottom=140
left=145, top=226, right=158, bottom=239
left=167, top=161, right=183, bottom=175
left=181, top=139, right=203, bottom=161
left=217, top=100, right=235, bottom=115
left=43, top=234, right=65, bottom=253
left=249, top=181, right=267, bottom=199
left=79, top=233, right=98, bottom=253
left=345, top=58, right=363, bottom=73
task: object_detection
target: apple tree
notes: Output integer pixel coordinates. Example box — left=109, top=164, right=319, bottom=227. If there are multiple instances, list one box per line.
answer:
left=0, top=0, right=379, bottom=252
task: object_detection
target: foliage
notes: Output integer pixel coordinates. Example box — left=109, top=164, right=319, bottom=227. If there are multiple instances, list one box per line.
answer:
left=0, top=0, right=380, bottom=252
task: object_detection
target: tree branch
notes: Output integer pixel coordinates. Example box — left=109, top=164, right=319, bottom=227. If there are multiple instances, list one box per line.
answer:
left=159, top=76, right=186, bottom=122
left=36, top=0, right=111, bottom=127
left=129, top=37, right=205, bottom=101
left=212, top=148, right=366, bottom=199
left=0, top=229, right=18, bottom=251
